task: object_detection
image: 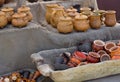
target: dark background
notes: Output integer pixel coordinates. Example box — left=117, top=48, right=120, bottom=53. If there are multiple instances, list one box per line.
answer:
left=97, top=0, right=120, bottom=22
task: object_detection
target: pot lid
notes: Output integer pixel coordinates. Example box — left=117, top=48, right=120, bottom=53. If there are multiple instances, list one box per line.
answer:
left=66, top=7, right=77, bottom=12
left=80, top=7, right=91, bottom=11
left=68, top=12, right=79, bottom=17
left=60, top=16, right=72, bottom=21
left=18, top=5, right=30, bottom=12
left=75, top=14, right=88, bottom=19
left=93, top=10, right=106, bottom=13
left=1, top=7, right=14, bottom=12
left=0, top=11, right=5, bottom=16
left=12, top=13, right=26, bottom=18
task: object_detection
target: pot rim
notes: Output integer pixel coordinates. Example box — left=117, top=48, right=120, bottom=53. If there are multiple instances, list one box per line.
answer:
left=104, top=42, right=116, bottom=50
left=109, top=46, right=120, bottom=52
left=97, top=50, right=107, bottom=56
left=94, top=40, right=105, bottom=47
left=89, top=52, right=100, bottom=58
left=100, top=54, right=111, bottom=61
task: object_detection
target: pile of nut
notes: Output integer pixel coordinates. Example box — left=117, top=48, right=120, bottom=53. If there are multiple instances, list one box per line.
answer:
left=55, top=40, right=120, bottom=68
left=0, top=5, right=33, bottom=28
left=0, top=70, right=42, bottom=82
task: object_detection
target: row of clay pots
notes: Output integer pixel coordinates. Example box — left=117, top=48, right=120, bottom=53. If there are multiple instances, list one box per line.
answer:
left=92, top=40, right=120, bottom=60
left=45, top=4, right=117, bottom=34
left=0, top=5, right=33, bottom=28
left=56, top=40, right=120, bottom=68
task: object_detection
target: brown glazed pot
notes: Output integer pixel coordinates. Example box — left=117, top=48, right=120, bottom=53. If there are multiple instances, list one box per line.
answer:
left=87, top=52, right=100, bottom=63
left=18, top=5, right=33, bottom=22
left=92, top=40, right=105, bottom=52
left=57, top=16, right=73, bottom=34
left=45, top=4, right=59, bottom=24
left=74, top=14, right=90, bottom=32
left=0, top=11, right=8, bottom=28
left=104, top=10, right=116, bottom=27
left=1, top=7, right=14, bottom=23
left=89, top=14, right=101, bottom=29
left=97, top=50, right=107, bottom=56
left=0, top=0, right=4, bottom=7
left=12, top=13, right=28, bottom=27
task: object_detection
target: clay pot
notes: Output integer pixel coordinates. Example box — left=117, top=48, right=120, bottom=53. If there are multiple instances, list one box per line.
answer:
left=80, top=7, right=92, bottom=16
left=0, top=11, right=8, bottom=28
left=50, top=8, right=65, bottom=27
left=74, top=14, right=90, bottom=32
left=73, top=51, right=87, bottom=62
left=97, top=50, right=107, bottom=56
left=110, top=46, right=120, bottom=57
left=66, top=7, right=77, bottom=13
left=112, top=55, right=120, bottom=60
left=68, top=57, right=81, bottom=67
left=57, top=16, right=73, bottom=33
left=87, top=52, right=100, bottom=63
left=104, top=42, right=116, bottom=53
left=45, top=4, right=59, bottom=24
left=12, top=13, right=28, bottom=27
left=104, top=10, right=116, bottom=27
left=92, top=40, right=105, bottom=52
left=1, top=7, right=14, bottom=23
left=0, top=0, right=4, bottom=7
left=89, top=14, right=101, bottom=29
left=67, top=12, right=78, bottom=21
left=100, top=54, right=111, bottom=62
left=18, top=5, right=33, bottom=22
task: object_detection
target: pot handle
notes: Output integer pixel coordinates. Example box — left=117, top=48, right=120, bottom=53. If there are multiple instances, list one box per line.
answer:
left=50, top=10, right=57, bottom=27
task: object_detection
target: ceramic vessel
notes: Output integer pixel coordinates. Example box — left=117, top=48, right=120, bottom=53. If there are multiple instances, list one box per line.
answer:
left=1, top=7, right=14, bottom=23
left=89, top=13, right=101, bottom=29
left=66, top=7, right=77, bottom=13
left=45, top=4, right=59, bottom=24
left=18, top=5, right=33, bottom=22
left=87, top=52, right=100, bottom=63
left=73, top=51, right=87, bottom=62
left=74, top=14, right=90, bottom=32
left=92, top=40, right=105, bottom=52
left=0, top=11, right=8, bottom=28
left=110, top=46, right=120, bottom=57
left=12, top=13, right=28, bottom=27
left=100, top=54, right=111, bottom=62
left=57, top=16, right=73, bottom=33
left=80, top=7, right=91, bottom=16
left=104, top=10, right=116, bottom=27
left=97, top=50, right=107, bottom=56
left=104, top=42, right=116, bottom=53
left=50, top=8, right=65, bottom=27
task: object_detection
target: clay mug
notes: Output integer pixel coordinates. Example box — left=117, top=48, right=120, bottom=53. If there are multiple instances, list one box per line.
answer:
left=92, top=40, right=105, bottom=52
left=104, top=10, right=116, bottom=27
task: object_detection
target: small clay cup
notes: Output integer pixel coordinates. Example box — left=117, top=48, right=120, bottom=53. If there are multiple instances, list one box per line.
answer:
left=97, top=50, right=107, bottom=56
left=104, top=42, right=116, bottom=53
left=87, top=52, right=100, bottom=63
left=100, top=54, right=111, bottom=62
left=92, top=40, right=105, bottom=52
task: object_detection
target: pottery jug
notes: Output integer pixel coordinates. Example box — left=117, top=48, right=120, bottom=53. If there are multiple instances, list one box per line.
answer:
left=104, top=10, right=116, bottom=27
left=74, top=14, right=90, bottom=32
left=18, top=5, right=33, bottom=22
left=50, top=8, right=65, bottom=27
left=12, top=13, right=28, bottom=27
left=57, top=16, right=73, bottom=33
left=89, top=13, right=101, bottom=29
left=0, top=11, right=8, bottom=28
left=45, top=4, right=59, bottom=24
left=1, top=7, right=14, bottom=23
